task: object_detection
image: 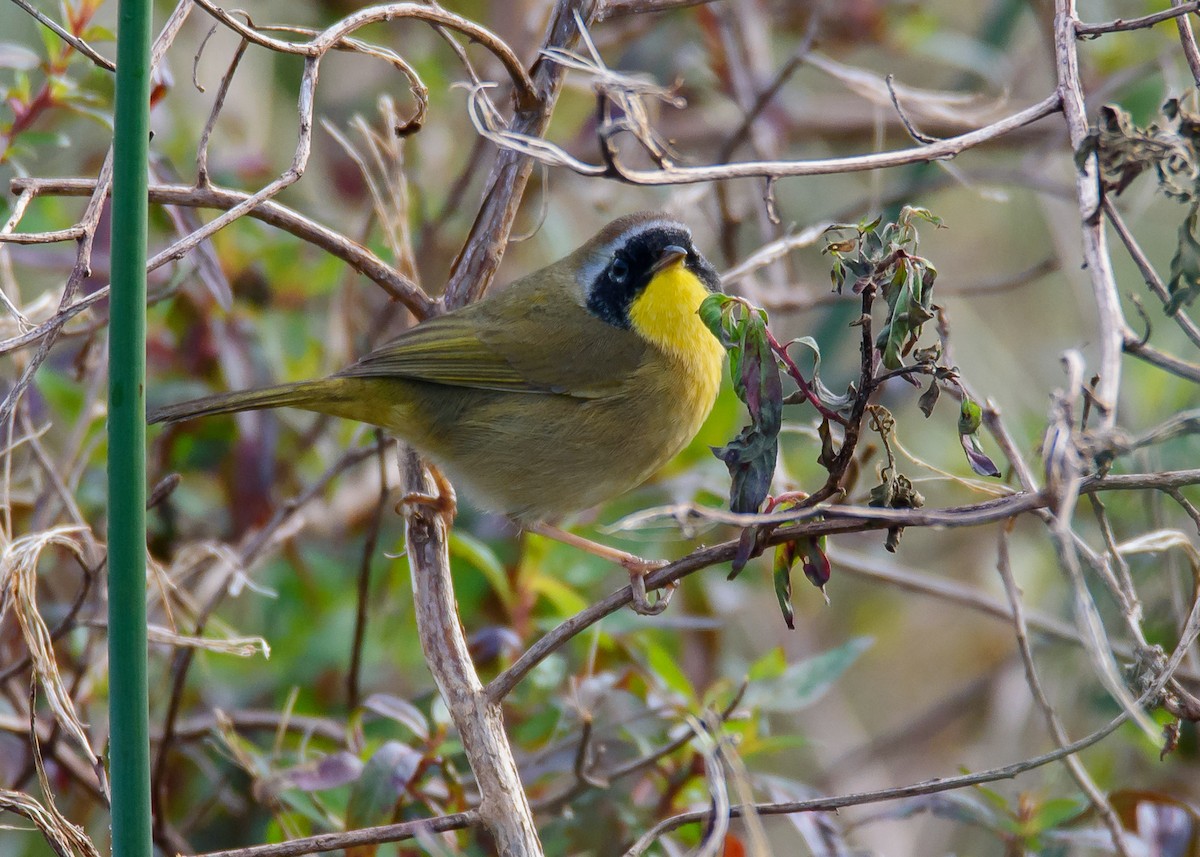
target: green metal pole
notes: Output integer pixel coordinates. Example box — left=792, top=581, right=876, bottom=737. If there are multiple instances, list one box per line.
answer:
left=108, top=0, right=152, bottom=853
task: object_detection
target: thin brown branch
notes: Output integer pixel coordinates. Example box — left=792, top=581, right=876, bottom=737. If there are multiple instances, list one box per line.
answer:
left=0, top=0, right=194, bottom=428
left=486, top=468, right=1200, bottom=701
left=1053, top=0, right=1124, bottom=429
left=195, top=31, right=249, bottom=188
left=596, top=0, right=718, bottom=21
left=190, top=810, right=480, bottom=857
left=1076, top=0, right=1200, bottom=36
left=472, top=89, right=1062, bottom=184
left=190, top=0, right=536, bottom=108
left=160, top=711, right=347, bottom=746
left=1123, top=329, right=1200, bottom=383
left=346, top=432, right=389, bottom=712
left=4, top=177, right=435, bottom=320
left=7, top=0, right=116, bottom=71
left=622, top=701, right=1140, bottom=857
left=1172, top=0, right=1200, bottom=84
left=995, top=527, right=1134, bottom=856
left=151, top=443, right=386, bottom=840
left=443, top=0, right=599, bottom=309
left=1104, top=199, right=1200, bottom=349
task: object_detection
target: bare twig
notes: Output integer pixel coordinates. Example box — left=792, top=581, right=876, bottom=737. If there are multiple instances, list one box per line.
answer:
left=443, top=0, right=599, bottom=308
left=1053, top=0, right=1124, bottom=429
left=995, top=527, right=1133, bottom=857
left=470, top=89, right=1062, bottom=184
left=1123, top=330, right=1200, bottom=383
left=622, top=701, right=1142, bottom=856
left=1172, top=0, right=1200, bottom=85
left=0, top=0, right=194, bottom=427
left=1104, top=199, right=1200, bottom=349
left=1076, top=0, right=1200, bottom=36
left=486, top=468, right=1200, bottom=701
left=4, top=178, right=434, bottom=321
left=189, top=0, right=536, bottom=107
left=191, top=810, right=480, bottom=857
left=151, top=444, right=386, bottom=839
left=7, top=0, right=116, bottom=71
left=596, top=0, right=718, bottom=20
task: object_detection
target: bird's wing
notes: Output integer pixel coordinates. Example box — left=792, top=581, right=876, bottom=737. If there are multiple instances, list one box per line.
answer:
left=335, top=287, right=646, bottom=397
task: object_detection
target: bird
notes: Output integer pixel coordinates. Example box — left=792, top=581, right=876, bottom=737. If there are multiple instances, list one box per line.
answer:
left=150, top=212, right=727, bottom=613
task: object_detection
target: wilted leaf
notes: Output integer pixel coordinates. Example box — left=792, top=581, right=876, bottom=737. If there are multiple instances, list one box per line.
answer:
left=1110, top=789, right=1200, bottom=857
left=710, top=299, right=783, bottom=519
left=918, top=378, right=940, bottom=417
left=800, top=537, right=831, bottom=594
left=961, top=434, right=1002, bottom=478
left=0, top=42, right=42, bottom=70
left=466, top=625, right=522, bottom=666
left=277, top=751, right=364, bottom=792
left=789, top=336, right=854, bottom=410
left=1168, top=209, right=1200, bottom=314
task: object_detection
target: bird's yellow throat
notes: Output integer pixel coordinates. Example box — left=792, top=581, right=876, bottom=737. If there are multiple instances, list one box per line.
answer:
left=628, top=262, right=726, bottom=384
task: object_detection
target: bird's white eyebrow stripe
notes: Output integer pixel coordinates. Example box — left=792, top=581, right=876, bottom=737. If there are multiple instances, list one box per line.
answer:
left=577, top=218, right=692, bottom=297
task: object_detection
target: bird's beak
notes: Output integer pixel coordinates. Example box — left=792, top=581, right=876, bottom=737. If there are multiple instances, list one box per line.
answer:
left=651, top=245, right=689, bottom=274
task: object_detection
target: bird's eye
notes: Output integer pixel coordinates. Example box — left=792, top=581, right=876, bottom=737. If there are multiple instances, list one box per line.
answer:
left=610, top=257, right=630, bottom=284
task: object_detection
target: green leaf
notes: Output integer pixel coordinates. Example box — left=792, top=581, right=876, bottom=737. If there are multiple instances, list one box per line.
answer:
left=642, top=639, right=696, bottom=701
left=772, top=541, right=797, bottom=629
left=1031, top=797, right=1088, bottom=832
left=957, top=398, right=983, bottom=435
left=747, top=646, right=787, bottom=682
left=450, top=530, right=513, bottom=611
left=742, top=637, right=872, bottom=712
left=698, top=292, right=732, bottom=345
left=345, top=742, right=422, bottom=831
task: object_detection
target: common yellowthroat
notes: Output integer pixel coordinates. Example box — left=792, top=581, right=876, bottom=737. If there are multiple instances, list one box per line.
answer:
left=151, top=213, right=725, bottom=609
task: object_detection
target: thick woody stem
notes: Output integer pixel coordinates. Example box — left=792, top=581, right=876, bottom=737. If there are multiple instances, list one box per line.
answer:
left=400, top=448, right=542, bottom=856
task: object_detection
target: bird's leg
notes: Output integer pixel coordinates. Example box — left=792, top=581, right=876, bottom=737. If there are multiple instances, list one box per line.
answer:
left=525, top=522, right=676, bottom=615
left=398, top=463, right=458, bottom=525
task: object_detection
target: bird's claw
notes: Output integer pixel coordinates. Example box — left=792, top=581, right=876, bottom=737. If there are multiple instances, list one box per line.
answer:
left=622, top=556, right=674, bottom=616
left=398, top=465, right=457, bottom=525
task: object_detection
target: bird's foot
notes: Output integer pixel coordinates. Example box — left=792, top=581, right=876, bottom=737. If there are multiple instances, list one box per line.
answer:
left=398, top=464, right=457, bottom=525
left=621, top=556, right=675, bottom=616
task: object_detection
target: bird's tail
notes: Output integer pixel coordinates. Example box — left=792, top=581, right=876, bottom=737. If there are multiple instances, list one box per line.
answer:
left=148, top=379, right=336, bottom=425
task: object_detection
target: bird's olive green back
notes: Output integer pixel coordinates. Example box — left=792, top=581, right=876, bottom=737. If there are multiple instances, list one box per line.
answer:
left=335, top=261, right=648, bottom=398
